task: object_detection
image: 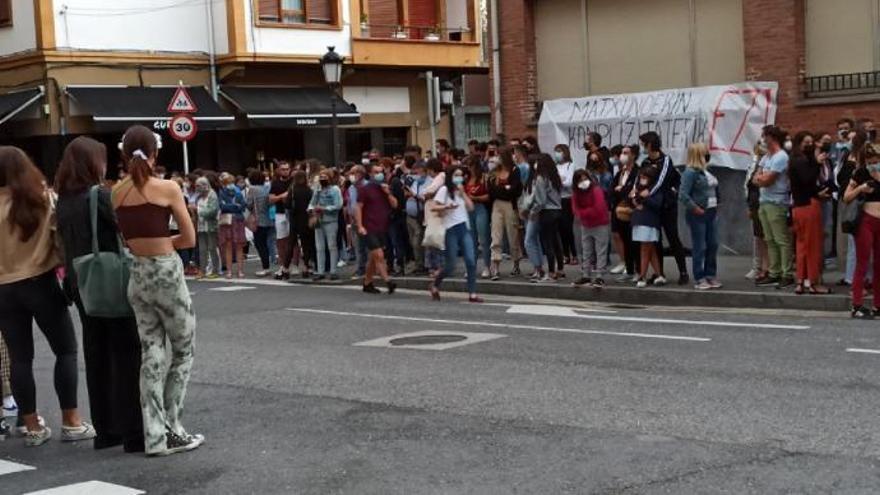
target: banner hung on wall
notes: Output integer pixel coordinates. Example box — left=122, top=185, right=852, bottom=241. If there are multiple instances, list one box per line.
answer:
left=538, top=82, right=778, bottom=170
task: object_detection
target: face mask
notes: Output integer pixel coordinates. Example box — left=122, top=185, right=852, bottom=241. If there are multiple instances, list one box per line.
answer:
left=348, top=174, right=357, bottom=183
left=361, top=158, right=370, bottom=166
left=553, top=151, right=564, bottom=164
left=452, top=176, right=465, bottom=186
left=373, top=173, right=385, bottom=183
left=226, top=183, right=235, bottom=190
left=760, top=138, right=767, bottom=147
left=620, top=155, right=630, bottom=165
left=197, top=185, right=208, bottom=194
left=868, top=163, right=880, bottom=173
left=639, top=179, right=649, bottom=187
left=802, top=144, right=815, bottom=155
left=784, top=140, right=793, bottom=151
left=839, top=129, right=850, bottom=139
left=487, top=160, right=498, bottom=172
left=609, top=157, right=620, bottom=167
left=639, top=150, right=648, bottom=162
left=320, top=180, right=329, bottom=187
left=577, top=180, right=591, bottom=190
left=840, top=141, right=852, bottom=151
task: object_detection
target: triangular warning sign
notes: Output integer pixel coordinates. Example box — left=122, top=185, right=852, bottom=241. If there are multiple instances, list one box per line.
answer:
left=167, top=86, right=198, bottom=113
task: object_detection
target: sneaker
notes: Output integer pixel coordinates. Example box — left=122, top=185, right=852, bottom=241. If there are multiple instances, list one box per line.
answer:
left=852, top=306, right=874, bottom=320
left=636, top=279, right=647, bottom=288
left=491, top=272, right=501, bottom=282
left=572, top=277, right=591, bottom=287
left=777, top=277, right=795, bottom=289
left=274, top=269, right=290, bottom=281
left=61, top=422, right=97, bottom=442
left=24, top=426, right=51, bottom=447
left=631, top=274, right=640, bottom=283
left=537, top=275, right=555, bottom=284
left=362, top=284, right=381, bottom=294
left=653, top=276, right=667, bottom=286
left=694, top=280, right=712, bottom=290
left=0, top=417, right=9, bottom=440
left=510, top=266, right=522, bottom=276
left=707, top=279, right=723, bottom=289
left=481, top=269, right=490, bottom=279
left=755, top=275, right=780, bottom=287
left=205, top=273, right=220, bottom=280
left=591, top=278, right=606, bottom=288
left=16, top=415, right=45, bottom=435
left=616, top=273, right=631, bottom=283
left=337, top=260, right=347, bottom=268
left=290, top=265, right=301, bottom=276
left=255, top=269, right=271, bottom=277
left=150, top=431, right=205, bottom=457
left=387, top=280, right=397, bottom=294
left=351, top=272, right=363, bottom=280
left=744, top=269, right=759, bottom=280
left=678, top=273, right=690, bottom=285
left=610, top=263, right=626, bottom=275
left=2, top=395, right=17, bottom=417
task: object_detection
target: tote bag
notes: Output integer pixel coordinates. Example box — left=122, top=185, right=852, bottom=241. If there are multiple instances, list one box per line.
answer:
left=422, top=199, right=446, bottom=250
left=72, top=186, right=134, bottom=318
left=842, top=197, right=865, bottom=235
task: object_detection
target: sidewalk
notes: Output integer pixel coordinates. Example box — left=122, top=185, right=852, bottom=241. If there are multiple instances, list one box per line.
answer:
left=327, top=255, right=852, bottom=312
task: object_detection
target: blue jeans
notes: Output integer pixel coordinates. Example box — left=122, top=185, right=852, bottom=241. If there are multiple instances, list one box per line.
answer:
left=315, top=221, right=339, bottom=275
left=435, top=222, right=477, bottom=294
left=524, top=218, right=544, bottom=270
left=686, top=208, right=718, bottom=281
left=387, top=217, right=409, bottom=271
left=468, top=203, right=491, bottom=270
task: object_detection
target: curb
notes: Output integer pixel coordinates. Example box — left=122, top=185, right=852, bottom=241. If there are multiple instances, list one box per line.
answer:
left=338, top=276, right=851, bottom=312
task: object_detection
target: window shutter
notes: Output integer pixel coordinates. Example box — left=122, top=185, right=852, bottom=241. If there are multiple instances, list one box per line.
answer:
left=368, top=0, right=399, bottom=37
left=0, top=0, right=12, bottom=26
left=407, top=0, right=437, bottom=38
left=258, top=0, right=280, bottom=22
left=306, top=0, right=333, bottom=24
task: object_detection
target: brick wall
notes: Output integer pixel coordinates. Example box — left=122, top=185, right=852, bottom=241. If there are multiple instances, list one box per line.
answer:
left=489, top=0, right=538, bottom=140
left=493, top=0, right=880, bottom=141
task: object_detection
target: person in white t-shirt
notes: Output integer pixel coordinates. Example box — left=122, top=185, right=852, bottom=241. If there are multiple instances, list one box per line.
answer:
left=428, top=166, right=483, bottom=303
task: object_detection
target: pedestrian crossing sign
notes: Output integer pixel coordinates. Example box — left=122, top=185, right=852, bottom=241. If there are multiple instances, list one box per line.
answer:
left=167, top=86, right=198, bottom=113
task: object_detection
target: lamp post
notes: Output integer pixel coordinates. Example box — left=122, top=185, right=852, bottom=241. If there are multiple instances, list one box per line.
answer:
left=321, top=46, right=344, bottom=167
left=440, top=81, right=455, bottom=107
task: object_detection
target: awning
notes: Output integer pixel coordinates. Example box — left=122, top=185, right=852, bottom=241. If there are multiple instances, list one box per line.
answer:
left=65, top=86, right=234, bottom=131
left=220, top=86, right=360, bottom=127
left=0, top=87, right=44, bottom=126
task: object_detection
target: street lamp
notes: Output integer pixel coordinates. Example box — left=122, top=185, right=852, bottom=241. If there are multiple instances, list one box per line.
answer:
left=440, top=81, right=455, bottom=107
left=321, top=46, right=344, bottom=167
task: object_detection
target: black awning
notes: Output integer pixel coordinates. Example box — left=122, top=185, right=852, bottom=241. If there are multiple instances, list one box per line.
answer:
left=66, top=86, right=234, bottom=131
left=220, top=86, right=360, bottom=127
left=0, top=87, right=44, bottom=126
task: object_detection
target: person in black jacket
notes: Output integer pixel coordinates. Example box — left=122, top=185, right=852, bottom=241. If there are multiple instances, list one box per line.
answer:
left=639, top=132, right=689, bottom=285
left=54, top=136, right=144, bottom=452
left=610, top=144, right=641, bottom=281
left=286, top=170, right=315, bottom=279
left=488, top=149, right=524, bottom=279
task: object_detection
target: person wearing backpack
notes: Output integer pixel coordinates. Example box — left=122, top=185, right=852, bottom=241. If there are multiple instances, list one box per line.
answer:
left=55, top=136, right=144, bottom=452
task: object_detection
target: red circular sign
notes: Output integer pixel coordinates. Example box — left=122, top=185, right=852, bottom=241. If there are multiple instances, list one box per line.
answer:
left=169, top=113, right=197, bottom=142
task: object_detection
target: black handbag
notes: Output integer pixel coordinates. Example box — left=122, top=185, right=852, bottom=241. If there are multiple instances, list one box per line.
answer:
left=842, top=197, right=865, bottom=234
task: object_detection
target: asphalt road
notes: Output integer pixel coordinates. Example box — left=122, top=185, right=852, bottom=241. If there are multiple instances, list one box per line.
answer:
left=2, top=276, right=880, bottom=494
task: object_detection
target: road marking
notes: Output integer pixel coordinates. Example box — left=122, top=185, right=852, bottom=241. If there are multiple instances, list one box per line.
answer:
left=208, top=285, right=257, bottom=292
left=846, top=348, right=880, bottom=355
left=0, top=459, right=35, bottom=476
left=287, top=308, right=710, bottom=342
left=355, top=330, right=507, bottom=350
left=24, top=481, right=144, bottom=495
left=504, top=305, right=809, bottom=330
left=502, top=304, right=618, bottom=315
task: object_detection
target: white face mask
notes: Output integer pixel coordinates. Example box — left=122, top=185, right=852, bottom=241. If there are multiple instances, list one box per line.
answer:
left=361, top=158, right=370, bottom=166
left=348, top=174, right=357, bottom=183
left=639, top=179, right=649, bottom=187
left=620, top=155, right=630, bottom=165
left=487, top=160, right=498, bottom=172
left=577, top=180, right=591, bottom=190
left=784, top=140, right=793, bottom=151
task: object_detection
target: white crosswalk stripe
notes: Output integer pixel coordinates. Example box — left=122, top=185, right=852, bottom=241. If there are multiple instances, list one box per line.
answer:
left=0, top=459, right=35, bottom=476
left=0, top=459, right=143, bottom=495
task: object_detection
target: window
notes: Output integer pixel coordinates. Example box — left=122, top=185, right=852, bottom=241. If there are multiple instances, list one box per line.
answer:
left=0, top=0, right=11, bottom=28
left=465, top=114, right=491, bottom=142
left=258, top=0, right=336, bottom=26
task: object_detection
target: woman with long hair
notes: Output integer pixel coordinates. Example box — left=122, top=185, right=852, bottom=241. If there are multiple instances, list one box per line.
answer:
left=246, top=169, right=274, bottom=277
left=529, top=153, right=565, bottom=281
left=610, top=145, right=640, bottom=281
left=464, top=155, right=492, bottom=277
left=487, top=148, right=523, bottom=280
left=111, top=125, right=202, bottom=456
left=554, top=144, right=581, bottom=265
left=789, top=132, right=831, bottom=295
left=838, top=130, right=870, bottom=286
left=519, top=156, right=544, bottom=280
left=55, top=136, right=144, bottom=451
left=0, top=146, right=96, bottom=447
left=287, top=170, right=316, bottom=279
left=428, top=166, right=482, bottom=303
left=631, top=166, right=664, bottom=287
left=309, top=168, right=343, bottom=280
left=679, top=143, right=722, bottom=290
left=844, top=143, right=880, bottom=318
left=192, top=176, right=220, bottom=278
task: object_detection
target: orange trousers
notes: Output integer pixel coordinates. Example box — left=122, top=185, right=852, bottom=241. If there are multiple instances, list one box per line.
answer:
left=792, top=199, right=823, bottom=284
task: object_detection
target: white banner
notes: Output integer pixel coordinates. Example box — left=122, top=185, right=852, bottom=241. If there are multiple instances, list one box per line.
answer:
left=538, top=82, right=778, bottom=170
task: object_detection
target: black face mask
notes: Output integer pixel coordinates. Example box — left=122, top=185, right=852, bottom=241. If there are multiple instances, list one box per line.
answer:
left=821, top=143, right=832, bottom=154
left=320, top=180, right=329, bottom=187
left=802, top=144, right=815, bottom=155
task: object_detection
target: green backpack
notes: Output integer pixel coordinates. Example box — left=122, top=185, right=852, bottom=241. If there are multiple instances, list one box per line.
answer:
left=72, top=186, right=134, bottom=318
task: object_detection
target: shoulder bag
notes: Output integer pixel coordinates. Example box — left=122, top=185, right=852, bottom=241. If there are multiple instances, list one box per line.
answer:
left=842, top=196, right=865, bottom=234
left=72, top=186, right=134, bottom=318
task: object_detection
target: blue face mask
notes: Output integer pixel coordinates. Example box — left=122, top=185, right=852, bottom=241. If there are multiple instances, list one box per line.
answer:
left=373, top=173, right=385, bottom=183
left=452, top=176, right=465, bottom=186
left=868, top=164, right=880, bottom=173
left=553, top=151, right=564, bottom=164
left=226, top=183, right=236, bottom=190
left=839, top=141, right=852, bottom=151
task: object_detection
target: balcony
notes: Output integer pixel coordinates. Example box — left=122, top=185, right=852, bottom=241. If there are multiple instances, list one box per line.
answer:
left=803, top=71, right=880, bottom=99
left=351, top=22, right=483, bottom=70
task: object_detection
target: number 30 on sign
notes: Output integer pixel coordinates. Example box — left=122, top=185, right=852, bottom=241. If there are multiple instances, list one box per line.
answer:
left=169, top=114, right=198, bottom=142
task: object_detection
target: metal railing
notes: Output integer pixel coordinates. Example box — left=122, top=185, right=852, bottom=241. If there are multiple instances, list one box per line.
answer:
left=357, top=22, right=474, bottom=42
left=803, top=70, right=880, bottom=99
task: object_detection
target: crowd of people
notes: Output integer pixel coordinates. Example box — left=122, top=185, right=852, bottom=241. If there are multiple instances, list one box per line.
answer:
left=0, top=114, right=879, bottom=454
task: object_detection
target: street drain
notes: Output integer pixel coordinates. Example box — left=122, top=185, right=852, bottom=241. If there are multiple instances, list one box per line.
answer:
left=390, top=335, right=467, bottom=346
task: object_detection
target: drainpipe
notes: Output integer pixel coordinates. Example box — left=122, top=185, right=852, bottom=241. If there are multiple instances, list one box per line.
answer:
left=206, top=0, right=218, bottom=100
left=489, top=0, right=502, bottom=137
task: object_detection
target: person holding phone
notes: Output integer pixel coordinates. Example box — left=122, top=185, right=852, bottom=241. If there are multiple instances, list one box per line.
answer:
left=789, top=132, right=831, bottom=295
left=844, top=143, right=880, bottom=318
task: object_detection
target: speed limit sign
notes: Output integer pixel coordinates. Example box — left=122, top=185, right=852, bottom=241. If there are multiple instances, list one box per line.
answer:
left=169, top=113, right=198, bottom=142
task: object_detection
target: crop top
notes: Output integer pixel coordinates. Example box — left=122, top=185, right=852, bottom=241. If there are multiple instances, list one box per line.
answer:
left=116, top=203, right=172, bottom=240
left=852, top=167, right=880, bottom=203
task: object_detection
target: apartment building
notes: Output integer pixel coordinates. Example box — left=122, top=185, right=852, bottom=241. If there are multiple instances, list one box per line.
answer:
left=0, top=0, right=487, bottom=175
left=492, top=0, right=880, bottom=141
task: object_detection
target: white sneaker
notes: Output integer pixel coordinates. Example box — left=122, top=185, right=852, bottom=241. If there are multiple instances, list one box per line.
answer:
left=24, top=426, right=51, bottom=447
left=653, top=276, right=667, bottom=286
left=255, top=269, right=271, bottom=277
left=2, top=395, right=17, bottom=417
left=61, top=422, right=97, bottom=442
left=481, top=269, right=490, bottom=279
left=707, top=279, right=723, bottom=289
left=631, top=274, right=640, bottom=283
left=609, top=263, right=626, bottom=275
left=337, top=260, right=347, bottom=268
left=290, top=265, right=301, bottom=276
left=744, top=269, right=758, bottom=280
left=694, top=280, right=712, bottom=290
left=15, top=415, right=44, bottom=435
left=636, top=279, right=647, bottom=288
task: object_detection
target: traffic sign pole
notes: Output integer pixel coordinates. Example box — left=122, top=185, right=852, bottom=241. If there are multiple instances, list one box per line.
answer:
left=183, top=141, right=189, bottom=175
